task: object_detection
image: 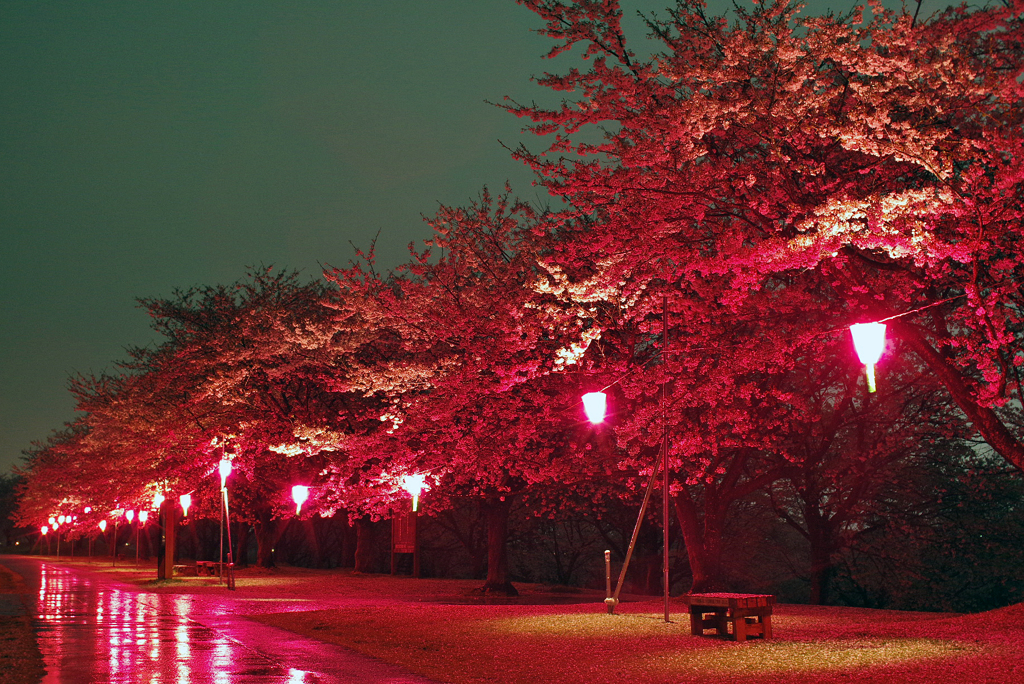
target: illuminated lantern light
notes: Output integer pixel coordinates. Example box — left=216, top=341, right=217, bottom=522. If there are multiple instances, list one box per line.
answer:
left=138, top=510, right=149, bottom=524
left=850, top=322, right=887, bottom=393
left=218, top=459, right=233, bottom=489
left=125, top=510, right=135, bottom=523
left=402, top=474, right=428, bottom=513
left=98, top=520, right=107, bottom=532
left=292, top=485, right=310, bottom=515
left=84, top=506, right=92, bottom=514
left=179, top=493, right=192, bottom=517
left=582, top=392, right=607, bottom=424
left=48, top=517, right=56, bottom=526
left=58, top=515, right=66, bottom=525
left=41, top=526, right=48, bottom=535
left=153, top=491, right=165, bottom=509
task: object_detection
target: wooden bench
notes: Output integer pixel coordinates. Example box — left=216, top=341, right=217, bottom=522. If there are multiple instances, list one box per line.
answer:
left=680, top=593, right=775, bottom=641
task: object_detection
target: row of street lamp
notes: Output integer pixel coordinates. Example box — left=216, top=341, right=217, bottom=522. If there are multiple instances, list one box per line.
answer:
left=37, top=453, right=432, bottom=584
left=36, top=322, right=885, bottom=595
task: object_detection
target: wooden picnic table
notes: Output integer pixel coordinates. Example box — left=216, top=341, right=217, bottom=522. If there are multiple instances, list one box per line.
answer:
left=680, top=593, right=775, bottom=641
left=195, top=560, right=231, bottom=577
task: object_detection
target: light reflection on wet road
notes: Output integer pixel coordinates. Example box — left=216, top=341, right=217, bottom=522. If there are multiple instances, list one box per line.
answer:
left=3, top=557, right=434, bottom=684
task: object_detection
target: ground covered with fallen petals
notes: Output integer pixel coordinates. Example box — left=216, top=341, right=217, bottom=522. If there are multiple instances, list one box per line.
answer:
left=35, top=560, right=1024, bottom=683
left=255, top=600, right=1022, bottom=684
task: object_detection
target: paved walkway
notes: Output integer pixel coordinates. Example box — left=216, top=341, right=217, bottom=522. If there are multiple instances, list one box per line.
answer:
left=1, top=556, right=438, bottom=684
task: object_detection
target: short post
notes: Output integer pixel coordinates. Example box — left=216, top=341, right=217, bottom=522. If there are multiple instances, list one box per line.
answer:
left=604, top=550, right=617, bottom=614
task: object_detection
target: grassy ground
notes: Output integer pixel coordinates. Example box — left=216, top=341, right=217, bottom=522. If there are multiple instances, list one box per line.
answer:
left=0, top=564, right=45, bottom=684
left=11, top=558, right=1024, bottom=683
left=251, top=599, right=1022, bottom=684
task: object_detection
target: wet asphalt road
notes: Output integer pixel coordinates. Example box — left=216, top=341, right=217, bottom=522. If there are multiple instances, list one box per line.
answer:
left=1, top=556, right=437, bottom=684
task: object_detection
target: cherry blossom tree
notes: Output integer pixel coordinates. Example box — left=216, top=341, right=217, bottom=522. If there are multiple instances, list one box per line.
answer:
left=325, top=189, right=613, bottom=592
left=134, top=268, right=389, bottom=567
left=509, top=0, right=1024, bottom=473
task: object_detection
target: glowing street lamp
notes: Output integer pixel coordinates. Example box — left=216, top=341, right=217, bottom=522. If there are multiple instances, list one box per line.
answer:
left=138, top=510, right=149, bottom=524
left=291, top=485, right=310, bottom=515
left=402, top=474, right=428, bottom=513
left=850, top=322, right=887, bottom=393
left=582, top=392, right=607, bottom=424
left=98, top=520, right=107, bottom=532
left=125, top=510, right=135, bottom=523
left=219, top=458, right=233, bottom=489
left=58, top=515, right=66, bottom=525
left=152, top=491, right=165, bottom=509
left=179, top=493, right=192, bottom=518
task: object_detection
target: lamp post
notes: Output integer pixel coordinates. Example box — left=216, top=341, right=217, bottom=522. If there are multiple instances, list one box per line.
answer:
left=98, top=520, right=107, bottom=559
left=137, top=510, right=149, bottom=568
left=585, top=391, right=659, bottom=615
left=111, top=511, right=121, bottom=567
left=40, top=526, right=49, bottom=555
left=850, top=322, right=887, bottom=393
left=84, top=507, right=93, bottom=557
left=219, top=457, right=235, bottom=590
left=125, top=509, right=135, bottom=567
left=589, top=293, right=672, bottom=623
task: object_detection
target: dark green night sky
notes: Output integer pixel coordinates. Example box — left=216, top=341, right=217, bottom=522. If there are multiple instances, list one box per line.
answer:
left=0, top=0, right=890, bottom=473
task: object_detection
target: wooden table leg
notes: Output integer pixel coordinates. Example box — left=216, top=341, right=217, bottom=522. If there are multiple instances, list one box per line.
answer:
left=734, top=613, right=747, bottom=642
left=689, top=610, right=703, bottom=636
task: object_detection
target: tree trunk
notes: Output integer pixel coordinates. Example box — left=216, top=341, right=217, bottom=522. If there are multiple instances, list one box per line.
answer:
left=480, top=497, right=517, bottom=595
left=673, top=489, right=727, bottom=593
left=341, top=514, right=357, bottom=569
left=233, top=523, right=249, bottom=569
left=253, top=512, right=277, bottom=569
left=805, top=507, right=837, bottom=605
left=354, top=517, right=376, bottom=573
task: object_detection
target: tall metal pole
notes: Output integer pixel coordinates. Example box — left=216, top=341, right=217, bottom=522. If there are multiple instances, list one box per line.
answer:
left=219, top=490, right=225, bottom=584
left=223, top=486, right=235, bottom=590
left=662, top=293, right=671, bottom=623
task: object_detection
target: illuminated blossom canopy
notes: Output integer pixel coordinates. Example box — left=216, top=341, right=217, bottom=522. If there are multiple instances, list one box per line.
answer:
left=509, top=0, right=1024, bottom=473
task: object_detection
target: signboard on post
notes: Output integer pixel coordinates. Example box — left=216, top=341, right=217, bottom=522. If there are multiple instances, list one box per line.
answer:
left=391, top=506, right=419, bottom=576
left=393, top=510, right=416, bottom=553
